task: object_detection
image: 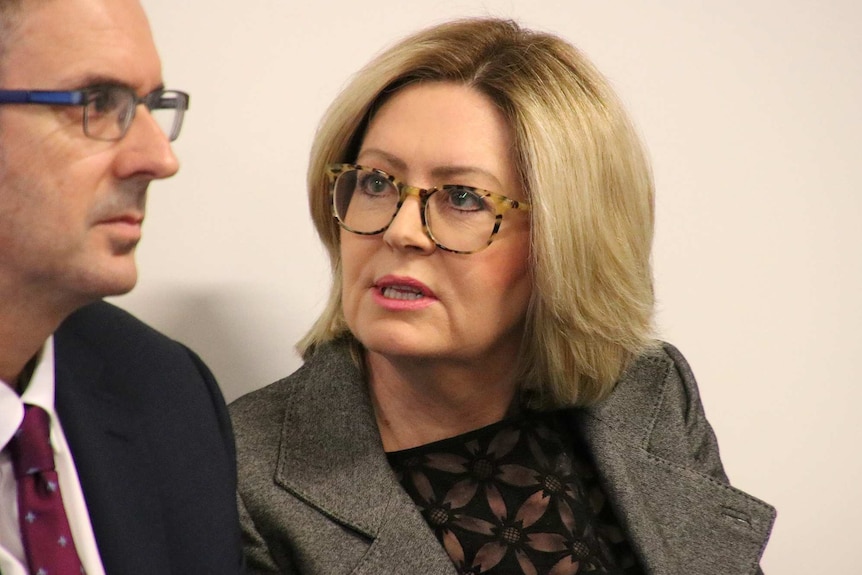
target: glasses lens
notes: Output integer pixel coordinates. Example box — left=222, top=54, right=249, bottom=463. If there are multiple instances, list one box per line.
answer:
left=83, top=88, right=188, bottom=141
left=149, top=90, right=188, bottom=141
left=83, top=87, right=134, bottom=141
left=333, top=168, right=399, bottom=233
left=426, top=187, right=497, bottom=253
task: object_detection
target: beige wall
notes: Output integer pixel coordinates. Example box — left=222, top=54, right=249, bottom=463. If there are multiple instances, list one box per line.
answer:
left=123, top=1, right=862, bottom=572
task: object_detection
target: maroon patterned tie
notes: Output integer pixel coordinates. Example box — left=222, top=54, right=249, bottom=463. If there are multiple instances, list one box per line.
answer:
left=8, top=404, right=85, bottom=575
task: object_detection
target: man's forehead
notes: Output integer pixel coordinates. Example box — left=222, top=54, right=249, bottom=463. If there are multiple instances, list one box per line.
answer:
left=2, top=0, right=163, bottom=92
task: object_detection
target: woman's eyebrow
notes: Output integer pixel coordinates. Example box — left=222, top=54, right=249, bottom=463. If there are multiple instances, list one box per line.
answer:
left=358, top=148, right=502, bottom=188
left=356, top=148, right=406, bottom=170
left=430, top=165, right=502, bottom=189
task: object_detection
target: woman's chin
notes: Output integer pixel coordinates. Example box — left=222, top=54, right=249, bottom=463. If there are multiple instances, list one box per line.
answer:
left=361, top=335, right=438, bottom=361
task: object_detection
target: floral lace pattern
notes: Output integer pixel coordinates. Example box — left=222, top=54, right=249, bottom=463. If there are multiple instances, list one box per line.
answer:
left=387, top=412, right=643, bottom=575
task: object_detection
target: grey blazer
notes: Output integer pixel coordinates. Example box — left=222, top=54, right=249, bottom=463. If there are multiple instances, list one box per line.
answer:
left=230, top=340, right=775, bottom=575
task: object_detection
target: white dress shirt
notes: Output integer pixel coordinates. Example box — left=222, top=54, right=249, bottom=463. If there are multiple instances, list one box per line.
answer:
left=0, top=337, right=106, bottom=575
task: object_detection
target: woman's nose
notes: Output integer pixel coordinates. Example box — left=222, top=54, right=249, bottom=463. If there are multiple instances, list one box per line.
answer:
left=382, top=194, right=436, bottom=254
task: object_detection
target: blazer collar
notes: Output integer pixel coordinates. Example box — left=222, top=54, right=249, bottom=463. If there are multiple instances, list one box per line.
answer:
left=275, top=341, right=457, bottom=573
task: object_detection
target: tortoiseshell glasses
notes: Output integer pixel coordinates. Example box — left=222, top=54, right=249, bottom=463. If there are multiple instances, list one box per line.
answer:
left=326, top=164, right=531, bottom=254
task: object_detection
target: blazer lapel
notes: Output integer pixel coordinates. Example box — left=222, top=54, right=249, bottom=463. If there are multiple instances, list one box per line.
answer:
left=571, top=348, right=775, bottom=575
left=578, top=414, right=773, bottom=575
left=54, top=328, right=171, bottom=575
left=275, top=343, right=458, bottom=574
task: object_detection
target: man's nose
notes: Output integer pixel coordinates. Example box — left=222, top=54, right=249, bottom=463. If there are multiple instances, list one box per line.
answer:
left=112, top=106, right=180, bottom=181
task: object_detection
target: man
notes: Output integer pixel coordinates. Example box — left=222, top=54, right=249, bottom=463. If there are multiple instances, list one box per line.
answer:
left=0, top=0, right=242, bottom=573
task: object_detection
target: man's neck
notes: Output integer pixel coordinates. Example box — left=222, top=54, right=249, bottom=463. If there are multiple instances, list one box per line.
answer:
left=0, top=290, right=72, bottom=389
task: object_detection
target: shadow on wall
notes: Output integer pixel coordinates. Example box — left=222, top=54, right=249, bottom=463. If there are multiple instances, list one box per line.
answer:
left=110, top=285, right=309, bottom=402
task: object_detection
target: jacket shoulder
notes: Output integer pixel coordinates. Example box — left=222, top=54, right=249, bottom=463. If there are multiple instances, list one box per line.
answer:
left=230, top=339, right=359, bottom=422
left=56, top=300, right=181, bottom=357
left=54, top=300, right=224, bottom=418
left=588, top=341, right=728, bottom=481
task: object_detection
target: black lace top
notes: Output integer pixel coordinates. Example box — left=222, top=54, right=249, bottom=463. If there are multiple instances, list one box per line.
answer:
left=387, top=411, right=644, bottom=575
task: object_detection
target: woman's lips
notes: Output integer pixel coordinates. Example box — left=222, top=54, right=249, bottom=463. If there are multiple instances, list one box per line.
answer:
left=372, top=275, right=437, bottom=309
left=380, top=285, right=424, bottom=301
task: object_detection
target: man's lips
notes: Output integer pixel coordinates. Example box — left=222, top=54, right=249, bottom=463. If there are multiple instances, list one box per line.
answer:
left=95, top=214, right=145, bottom=246
left=98, top=213, right=144, bottom=226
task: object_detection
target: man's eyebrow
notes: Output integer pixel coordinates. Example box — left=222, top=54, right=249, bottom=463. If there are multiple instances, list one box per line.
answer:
left=69, top=75, right=165, bottom=94
left=68, top=75, right=130, bottom=90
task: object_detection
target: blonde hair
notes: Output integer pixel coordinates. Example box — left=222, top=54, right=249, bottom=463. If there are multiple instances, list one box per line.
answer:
left=300, top=18, right=657, bottom=408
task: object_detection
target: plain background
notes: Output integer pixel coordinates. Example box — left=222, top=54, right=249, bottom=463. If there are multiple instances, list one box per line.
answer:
left=120, top=1, right=861, bottom=572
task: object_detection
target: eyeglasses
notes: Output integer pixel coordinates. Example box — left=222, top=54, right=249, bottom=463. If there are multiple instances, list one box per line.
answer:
left=327, top=163, right=531, bottom=254
left=0, top=85, right=189, bottom=141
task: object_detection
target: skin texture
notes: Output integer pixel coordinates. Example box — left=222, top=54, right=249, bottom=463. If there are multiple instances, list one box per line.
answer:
left=341, top=82, right=533, bottom=450
left=0, top=0, right=179, bottom=385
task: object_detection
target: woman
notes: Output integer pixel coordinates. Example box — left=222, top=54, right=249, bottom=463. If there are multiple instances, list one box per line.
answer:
left=231, top=18, right=775, bottom=575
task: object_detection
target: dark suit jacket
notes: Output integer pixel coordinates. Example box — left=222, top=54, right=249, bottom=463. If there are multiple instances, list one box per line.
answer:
left=231, top=339, right=775, bottom=575
left=53, top=301, right=243, bottom=575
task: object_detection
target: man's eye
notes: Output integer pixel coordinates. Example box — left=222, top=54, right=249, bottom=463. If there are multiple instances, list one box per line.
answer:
left=87, top=88, right=123, bottom=115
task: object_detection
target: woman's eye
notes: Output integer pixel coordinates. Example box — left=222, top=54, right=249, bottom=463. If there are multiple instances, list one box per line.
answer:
left=445, top=187, right=486, bottom=211
left=359, top=173, right=392, bottom=196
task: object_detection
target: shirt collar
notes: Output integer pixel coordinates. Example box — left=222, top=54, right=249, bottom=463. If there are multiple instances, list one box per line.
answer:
left=0, top=337, right=56, bottom=451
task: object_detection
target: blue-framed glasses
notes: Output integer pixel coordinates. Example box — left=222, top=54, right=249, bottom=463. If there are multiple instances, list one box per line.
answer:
left=0, top=85, right=189, bottom=141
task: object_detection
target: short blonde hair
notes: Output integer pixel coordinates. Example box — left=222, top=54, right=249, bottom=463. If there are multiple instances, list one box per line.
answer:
left=300, top=18, right=656, bottom=408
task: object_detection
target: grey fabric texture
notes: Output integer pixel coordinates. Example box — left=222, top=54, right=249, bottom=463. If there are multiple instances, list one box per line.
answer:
left=230, top=340, right=775, bottom=575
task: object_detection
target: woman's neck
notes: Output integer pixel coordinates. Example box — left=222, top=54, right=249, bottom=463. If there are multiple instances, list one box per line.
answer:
left=366, top=350, right=520, bottom=452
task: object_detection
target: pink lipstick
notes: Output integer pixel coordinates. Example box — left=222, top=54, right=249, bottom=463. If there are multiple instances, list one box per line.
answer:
left=372, top=275, right=437, bottom=310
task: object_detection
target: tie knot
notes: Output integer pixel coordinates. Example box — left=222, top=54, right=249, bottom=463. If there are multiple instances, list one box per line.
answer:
left=8, top=404, right=55, bottom=478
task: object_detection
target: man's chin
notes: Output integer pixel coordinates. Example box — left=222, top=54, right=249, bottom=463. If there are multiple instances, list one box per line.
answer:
left=77, top=257, right=139, bottom=301
left=102, top=266, right=139, bottom=297
left=110, top=236, right=141, bottom=256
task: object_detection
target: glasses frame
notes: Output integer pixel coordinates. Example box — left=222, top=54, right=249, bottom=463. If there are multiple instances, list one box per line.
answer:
left=0, top=86, right=190, bottom=142
left=326, top=163, right=531, bottom=254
